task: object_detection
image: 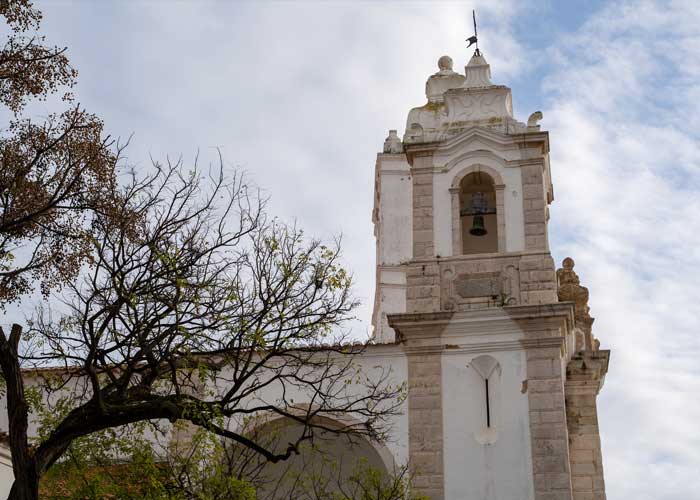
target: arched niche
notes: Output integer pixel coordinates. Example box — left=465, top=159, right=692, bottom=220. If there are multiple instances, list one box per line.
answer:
left=449, top=164, right=506, bottom=255
left=235, top=415, right=392, bottom=500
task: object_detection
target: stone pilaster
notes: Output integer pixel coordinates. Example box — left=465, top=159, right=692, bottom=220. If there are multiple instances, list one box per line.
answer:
left=521, top=162, right=548, bottom=252
left=565, top=351, right=609, bottom=500
left=405, top=262, right=441, bottom=314
left=526, top=345, right=574, bottom=500
left=407, top=352, right=444, bottom=500
left=495, top=183, right=506, bottom=252
left=449, top=187, right=461, bottom=256
left=389, top=312, right=453, bottom=500
left=411, top=154, right=435, bottom=259
left=508, top=304, right=577, bottom=500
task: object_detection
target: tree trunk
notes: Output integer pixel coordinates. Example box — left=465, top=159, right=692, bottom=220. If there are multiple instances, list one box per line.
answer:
left=7, top=476, right=39, bottom=500
left=0, top=324, right=39, bottom=500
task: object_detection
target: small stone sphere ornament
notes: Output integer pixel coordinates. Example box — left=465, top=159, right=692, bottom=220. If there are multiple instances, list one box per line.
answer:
left=438, top=55, right=453, bottom=71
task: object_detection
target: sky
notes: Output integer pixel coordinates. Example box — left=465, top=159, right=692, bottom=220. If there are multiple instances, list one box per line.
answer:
left=9, top=1, right=700, bottom=499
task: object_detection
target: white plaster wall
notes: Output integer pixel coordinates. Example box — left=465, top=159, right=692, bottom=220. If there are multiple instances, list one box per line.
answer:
left=0, top=447, right=12, bottom=499
left=376, top=276, right=406, bottom=343
left=442, top=348, right=534, bottom=500
left=217, top=347, right=410, bottom=468
left=377, top=156, right=412, bottom=266
left=373, top=154, right=412, bottom=343
left=0, top=373, right=174, bottom=467
left=433, top=150, right=525, bottom=257
left=0, top=350, right=409, bottom=487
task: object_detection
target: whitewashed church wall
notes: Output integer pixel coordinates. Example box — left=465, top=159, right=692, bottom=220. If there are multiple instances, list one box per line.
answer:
left=378, top=156, right=412, bottom=266
left=376, top=278, right=406, bottom=343
left=373, top=154, right=412, bottom=343
left=216, top=346, right=409, bottom=468
left=0, top=372, right=173, bottom=462
left=0, top=349, right=409, bottom=474
left=0, top=449, right=12, bottom=499
left=442, top=348, right=534, bottom=500
left=0, top=372, right=88, bottom=439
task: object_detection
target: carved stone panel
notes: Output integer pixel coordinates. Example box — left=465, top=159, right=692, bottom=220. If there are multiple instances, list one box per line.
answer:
left=455, top=272, right=502, bottom=299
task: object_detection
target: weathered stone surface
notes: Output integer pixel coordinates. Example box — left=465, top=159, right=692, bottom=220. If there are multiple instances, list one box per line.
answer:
left=454, top=273, right=502, bottom=298
left=557, top=258, right=600, bottom=351
left=565, top=350, right=610, bottom=500
left=407, top=352, right=444, bottom=500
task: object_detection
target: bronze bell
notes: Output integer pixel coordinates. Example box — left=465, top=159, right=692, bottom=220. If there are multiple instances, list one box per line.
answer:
left=469, top=214, right=487, bottom=236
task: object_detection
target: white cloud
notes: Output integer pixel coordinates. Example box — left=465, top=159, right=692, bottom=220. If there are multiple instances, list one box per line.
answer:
left=543, top=2, right=700, bottom=499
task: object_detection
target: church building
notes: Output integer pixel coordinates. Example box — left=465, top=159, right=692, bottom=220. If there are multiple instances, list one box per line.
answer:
left=0, top=48, right=610, bottom=500
left=369, top=48, right=610, bottom=500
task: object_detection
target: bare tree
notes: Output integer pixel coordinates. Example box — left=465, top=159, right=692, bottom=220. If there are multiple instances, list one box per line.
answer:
left=2, top=160, right=403, bottom=499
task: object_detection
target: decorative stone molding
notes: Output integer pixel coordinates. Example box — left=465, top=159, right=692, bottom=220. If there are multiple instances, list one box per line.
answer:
left=403, top=252, right=556, bottom=314
left=527, top=111, right=543, bottom=130
left=566, top=350, right=609, bottom=396
left=383, top=129, right=404, bottom=154
left=403, top=53, right=530, bottom=145
left=426, top=56, right=466, bottom=103
left=462, top=53, right=492, bottom=88
left=434, top=127, right=550, bottom=162
left=454, top=272, right=502, bottom=299
left=557, top=258, right=598, bottom=351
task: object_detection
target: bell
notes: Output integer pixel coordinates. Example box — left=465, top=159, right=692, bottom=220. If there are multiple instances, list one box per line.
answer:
left=469, top=214, right=487, bottom=236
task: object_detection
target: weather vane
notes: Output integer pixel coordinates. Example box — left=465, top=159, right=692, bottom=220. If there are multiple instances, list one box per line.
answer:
left=466, top=9, right=481, bottom=56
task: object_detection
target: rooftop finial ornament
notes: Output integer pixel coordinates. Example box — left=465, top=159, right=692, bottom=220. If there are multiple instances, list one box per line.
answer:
left=466, top=9, right=481, bottom=56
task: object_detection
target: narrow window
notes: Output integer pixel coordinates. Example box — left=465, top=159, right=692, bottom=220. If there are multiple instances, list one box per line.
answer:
left=485, top=378, right=491, bottom=427
left=470, top=355, right=500, bottom=434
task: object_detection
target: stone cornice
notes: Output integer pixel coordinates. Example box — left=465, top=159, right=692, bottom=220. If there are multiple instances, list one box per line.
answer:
left=565, top=349, right=611, bottom=395
left=402, top=127, right=549, bottom=168
left=388, top=303, right=575, bottom=345
left=401, top=336, right=565, bottom=356
left=435, top=126, right=549, bottom=155
left=379, top=169, right=412, bottom=176
left=512, top=131, right=550, bottom=154
left=407, top=249, right=553, bottom=265
left=377, top=152, right=408, bottom=160
left=403, top=141, right=442, bottom=164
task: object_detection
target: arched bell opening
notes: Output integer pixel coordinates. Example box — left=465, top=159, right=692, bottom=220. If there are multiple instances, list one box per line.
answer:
left=459, top=172, right=498, bottom=254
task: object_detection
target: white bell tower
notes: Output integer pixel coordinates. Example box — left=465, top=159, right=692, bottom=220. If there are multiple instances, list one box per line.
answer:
left=371, top=50, right=610, bottom=500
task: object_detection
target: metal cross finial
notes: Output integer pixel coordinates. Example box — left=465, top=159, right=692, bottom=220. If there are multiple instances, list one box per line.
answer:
left=466, top=9, right=481, bottom=56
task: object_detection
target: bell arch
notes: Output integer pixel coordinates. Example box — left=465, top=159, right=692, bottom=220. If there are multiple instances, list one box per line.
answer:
left=449, top=164, right=506, bottom=255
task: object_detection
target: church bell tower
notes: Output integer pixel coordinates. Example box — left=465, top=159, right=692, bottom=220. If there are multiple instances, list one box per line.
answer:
left=371, top=50, right=610, bottom=500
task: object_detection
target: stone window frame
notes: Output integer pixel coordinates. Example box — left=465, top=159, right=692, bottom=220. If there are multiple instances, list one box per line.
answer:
left=449, top=163, right=506, bottom=255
